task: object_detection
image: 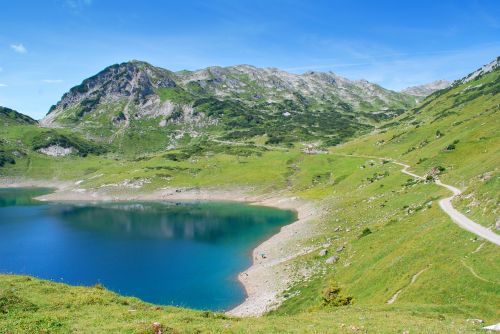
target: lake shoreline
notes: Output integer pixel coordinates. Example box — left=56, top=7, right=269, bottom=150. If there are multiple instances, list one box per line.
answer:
left=0, top=179, right=320, bottom=317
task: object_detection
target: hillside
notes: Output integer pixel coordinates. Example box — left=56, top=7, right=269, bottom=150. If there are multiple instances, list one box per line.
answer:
left=0, top=106, right=105, bottom=167
left=335, top=57, right=500, bottom=229
left=0, top=106, right=37, bottom=126
left=40, top=61, right=416, bottom=152
left=0, top=58, right=499, bottom=333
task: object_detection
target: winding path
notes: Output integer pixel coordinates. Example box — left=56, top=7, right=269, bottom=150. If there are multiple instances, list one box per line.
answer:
left=394, top=161, right=500, bottom=246
left=387, top=268, right=429, bottom=304
left=339, top=154, right=500, bottom=246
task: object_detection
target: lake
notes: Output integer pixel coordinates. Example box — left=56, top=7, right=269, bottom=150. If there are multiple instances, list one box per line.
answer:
left=0, top=188, right=295, bottom=311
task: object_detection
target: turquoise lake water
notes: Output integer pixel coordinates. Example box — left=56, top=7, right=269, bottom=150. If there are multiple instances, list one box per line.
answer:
left=0, top=188, right=295, bottom=311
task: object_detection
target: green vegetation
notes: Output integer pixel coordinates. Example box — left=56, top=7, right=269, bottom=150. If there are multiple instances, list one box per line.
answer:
left=43, top=61, right=418, bottom=153
left=0, top=106, right=37, bottom=126
left=157, top=87, right=194, bottom=103
left=31, top=130, right=107, bottom=156
left=0, top=275, right=486, bottom=333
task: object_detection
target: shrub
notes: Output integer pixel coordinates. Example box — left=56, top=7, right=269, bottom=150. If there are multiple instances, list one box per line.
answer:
left=322, top=283, right=353, bottom=307
left=266, top=134, right=285, bottom=145
left=444, top=139, right=459, bottom=151
left=359, top=228, right=372, bottom=238
left=0, top=151, right=16, bottom=167
left=163, top=152, right=189, bottom=161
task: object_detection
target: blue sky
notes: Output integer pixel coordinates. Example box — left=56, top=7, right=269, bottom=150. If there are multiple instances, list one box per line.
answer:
left=0, top=0, right=499, bottom=119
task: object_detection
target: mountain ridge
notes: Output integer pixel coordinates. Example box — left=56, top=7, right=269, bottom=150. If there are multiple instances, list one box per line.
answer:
left=39, top=61, right=418, bottom=151
left=401, top=79, right=451, bottom=97
left=0, top=106, right=38, bottom=125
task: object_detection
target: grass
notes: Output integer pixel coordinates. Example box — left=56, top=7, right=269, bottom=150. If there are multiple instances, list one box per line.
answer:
left=334, top=67, right=500, bottom=229
left=0, top=275, right=486, bottom=333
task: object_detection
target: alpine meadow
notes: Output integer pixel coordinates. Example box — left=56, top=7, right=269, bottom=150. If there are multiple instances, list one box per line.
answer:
left=0, top=1, right=499, bottom=333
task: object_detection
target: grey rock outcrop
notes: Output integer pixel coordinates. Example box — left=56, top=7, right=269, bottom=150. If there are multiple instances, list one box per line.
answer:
left=325, top=255, right=339, bottom=264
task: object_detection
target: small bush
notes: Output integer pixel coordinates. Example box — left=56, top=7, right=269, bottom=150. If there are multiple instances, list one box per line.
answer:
left=0, top=151, right=16, bottom=167
left=322, top=284, right=353, bottom=307
left=163, top=152, right=189, bottom=161
left=444, top=139, right=459, bottom=151
left=359, top=228, right=372, bottom=238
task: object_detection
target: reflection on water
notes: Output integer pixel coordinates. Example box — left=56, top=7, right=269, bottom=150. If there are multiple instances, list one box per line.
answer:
left=48, top=201, right=293, bottom=243
left=0, top=188, right=295, bottom=310
left=0, top=187, right=53, bottom=207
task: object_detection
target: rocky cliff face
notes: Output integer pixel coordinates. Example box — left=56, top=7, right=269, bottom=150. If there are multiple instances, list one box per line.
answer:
left=402, top=80, right=451, bottom=97
left=42, top=61, right=178, bottom=125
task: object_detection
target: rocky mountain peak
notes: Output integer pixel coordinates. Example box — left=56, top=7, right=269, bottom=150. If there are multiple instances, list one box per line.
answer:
left=42, top=61, right=177, bottom=125
left=401, top=80, right=451, bottom=97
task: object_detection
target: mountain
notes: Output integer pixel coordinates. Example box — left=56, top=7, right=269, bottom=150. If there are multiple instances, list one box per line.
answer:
left=459, top=56, right=499, bottom=84
left=41, top=61, right=416, bottom=151
left=401, top=80, right=451, bottom=97
left=0, top=106, right=37, bottom=125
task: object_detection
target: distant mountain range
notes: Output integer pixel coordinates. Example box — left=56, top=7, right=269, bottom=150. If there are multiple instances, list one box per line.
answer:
left=401, top=80, right=451, bottom=97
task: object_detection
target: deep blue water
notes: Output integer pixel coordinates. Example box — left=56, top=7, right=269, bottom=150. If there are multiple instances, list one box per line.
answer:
left=0, top=188, right=295, bottom=311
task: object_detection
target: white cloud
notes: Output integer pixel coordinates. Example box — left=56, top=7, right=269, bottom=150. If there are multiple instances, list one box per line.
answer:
left=0, top=84, right=7, bottom=87
left=42, top=79, right=64, bottom=84
left=10, top=43, right=27, bottom=54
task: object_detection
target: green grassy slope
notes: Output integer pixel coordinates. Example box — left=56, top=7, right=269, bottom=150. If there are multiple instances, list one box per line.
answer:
left=273, top=63, right=500, bottom=320
left=0, top=275, right=486, bottom=333
left=0, top=106, right=37, bottom=126
left=334, top=65, right=499, bottom=229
